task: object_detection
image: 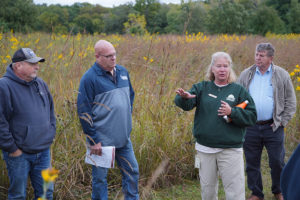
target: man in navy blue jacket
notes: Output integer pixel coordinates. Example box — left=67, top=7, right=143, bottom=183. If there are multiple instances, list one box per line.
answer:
left=0, top=48, right=56, bottom=200
left=280, top=144, right=300, bottom=200
left=77, top=40, right=139, bottom=200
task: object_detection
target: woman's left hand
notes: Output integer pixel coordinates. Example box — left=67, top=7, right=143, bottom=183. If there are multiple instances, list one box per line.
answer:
left=218, top=100, right=232, bottom=116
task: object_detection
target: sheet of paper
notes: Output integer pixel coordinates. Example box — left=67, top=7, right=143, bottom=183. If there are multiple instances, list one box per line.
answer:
left=85, top=146, right=115, bottom=168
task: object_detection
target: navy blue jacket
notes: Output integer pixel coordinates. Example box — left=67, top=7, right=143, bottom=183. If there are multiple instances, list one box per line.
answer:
left=281, top=144, right=300, bottom=200
left=77, top=62, right=134, bottom=148
left=0, top=64, right=56, bottom=153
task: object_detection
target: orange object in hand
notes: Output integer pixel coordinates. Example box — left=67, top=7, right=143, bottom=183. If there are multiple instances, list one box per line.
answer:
left=223, top=100, right=249, bottom=123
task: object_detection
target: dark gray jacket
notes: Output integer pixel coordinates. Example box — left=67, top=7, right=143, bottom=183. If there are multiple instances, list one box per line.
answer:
left=0, top=64, right=56, bottom=153
left=237, top=64, right=296, bottom=131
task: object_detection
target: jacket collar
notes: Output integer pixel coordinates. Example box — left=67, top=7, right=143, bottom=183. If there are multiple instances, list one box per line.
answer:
left=92, top=62, right=118, bottom=76
left=249, top=62, right=276, bottom=76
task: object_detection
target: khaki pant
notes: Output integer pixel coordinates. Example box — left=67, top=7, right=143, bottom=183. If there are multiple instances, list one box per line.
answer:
left=196, top=149, right=245, bottom=200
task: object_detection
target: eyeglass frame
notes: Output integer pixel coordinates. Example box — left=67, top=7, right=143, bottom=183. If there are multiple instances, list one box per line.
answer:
left=98, top=53, right=117, bottom=59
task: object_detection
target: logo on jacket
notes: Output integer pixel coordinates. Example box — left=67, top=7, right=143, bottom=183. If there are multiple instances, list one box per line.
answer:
left=226, top=94, right=235, bottom=102
left=120, top=75, right=128, bottom=80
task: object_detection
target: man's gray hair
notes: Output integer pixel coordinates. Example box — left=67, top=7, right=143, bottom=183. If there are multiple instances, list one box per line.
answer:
left=206, top=52, right=237, bottom=83
left=11, top=63, right=17, bottom=69
left=256, top=43, right=275, bottom=57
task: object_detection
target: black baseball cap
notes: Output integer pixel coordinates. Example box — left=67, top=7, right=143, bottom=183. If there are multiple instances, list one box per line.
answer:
left=12, top=48, right=45, bottom=63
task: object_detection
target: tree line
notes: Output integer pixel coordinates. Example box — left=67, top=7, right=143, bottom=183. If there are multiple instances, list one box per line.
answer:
left=1, top=0, right=300, bottom=35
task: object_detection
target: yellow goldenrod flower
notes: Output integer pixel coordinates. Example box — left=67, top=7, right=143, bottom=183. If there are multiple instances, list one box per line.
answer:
left=296, top=86, right=300, bottom=91
left=35, top=38, right=40, bottom=44
left=78, top=51, right=84, bottom=57
left=296, top=64, right=300, bottom=68
left=10, top=36, right=17, bottom=42
left=143, top=56, right=148, bottom=61
left=297, top=77, right=300, bottom=82
left=76, top=33, right=81, bottom=41
left=41, top=168, right=59, bottom=183
left=294, top=69, right=300, bottom=72
left=47, top=43, right=53, bottom=49
left=290, top=72, right=295, bottom=76
left=58, top=54, right=63, bottom=59
left=150, top=58, right=154, bottom=63
left=25, top=42, right=31, bottom=47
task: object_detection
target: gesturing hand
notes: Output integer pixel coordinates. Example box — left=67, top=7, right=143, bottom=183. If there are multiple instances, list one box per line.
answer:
left=176, top=88, right=196, bottom=99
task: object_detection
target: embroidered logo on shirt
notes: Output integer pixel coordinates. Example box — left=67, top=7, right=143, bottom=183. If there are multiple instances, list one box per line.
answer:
left=208, top=94, right=217, bottom=98
left=226, top=94, right=235, bottom=102
left=120, top=75, right=128, bottom=80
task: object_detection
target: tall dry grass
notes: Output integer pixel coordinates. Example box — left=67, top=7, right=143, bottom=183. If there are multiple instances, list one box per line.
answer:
left=0, top=32, right=299, bottom=199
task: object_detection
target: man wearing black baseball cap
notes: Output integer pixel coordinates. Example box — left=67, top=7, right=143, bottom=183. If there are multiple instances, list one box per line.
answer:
left=0, top=48, right=56, bottom=199
left=12, top=48, right=45, bottom=63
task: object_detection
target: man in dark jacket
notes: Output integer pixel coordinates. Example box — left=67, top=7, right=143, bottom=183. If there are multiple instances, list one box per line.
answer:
left=280, top=144, right=300, bottom=200
left=0, top=48, right=56, bottom=200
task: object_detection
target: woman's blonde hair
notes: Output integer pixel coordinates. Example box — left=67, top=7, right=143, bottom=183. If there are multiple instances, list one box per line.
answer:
left=205, top=51, right=237, bottom=83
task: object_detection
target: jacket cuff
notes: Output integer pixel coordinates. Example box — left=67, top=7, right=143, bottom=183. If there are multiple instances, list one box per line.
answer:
left=281, top=120, right=288, bottom=127
left=230, top=107, right=237, bottom=118
left=7, top=144, right=18, bottom=154
left=86, top=133, right=100, bottom=145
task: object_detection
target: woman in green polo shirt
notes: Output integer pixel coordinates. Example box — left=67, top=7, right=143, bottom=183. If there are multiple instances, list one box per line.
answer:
left=175, top=52, right=257, bottom=200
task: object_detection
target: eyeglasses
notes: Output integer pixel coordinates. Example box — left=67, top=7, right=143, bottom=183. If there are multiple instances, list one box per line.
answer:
left=99, top=53, right=116, bottom=59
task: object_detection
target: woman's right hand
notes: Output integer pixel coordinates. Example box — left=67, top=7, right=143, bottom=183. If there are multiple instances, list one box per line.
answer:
left=176, top=88, right=196, bottom=99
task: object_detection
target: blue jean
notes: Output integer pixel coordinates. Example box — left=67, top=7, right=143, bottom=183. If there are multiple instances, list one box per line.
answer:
left=92, top=140, right=139, bottom=200
left=244, top=124, right=285, bottom=199
left=2, top=148, right=53, bottom=200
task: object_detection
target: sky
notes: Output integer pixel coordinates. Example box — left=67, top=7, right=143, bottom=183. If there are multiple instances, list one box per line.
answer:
left=33, top=0, right=182, bottom=8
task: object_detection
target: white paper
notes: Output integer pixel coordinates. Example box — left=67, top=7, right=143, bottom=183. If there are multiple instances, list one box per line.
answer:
left=85, top=146, right=115, bottom=168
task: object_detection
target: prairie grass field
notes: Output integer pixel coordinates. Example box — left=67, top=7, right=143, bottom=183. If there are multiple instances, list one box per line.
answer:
left=0, top=32, right=300, bottom=199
